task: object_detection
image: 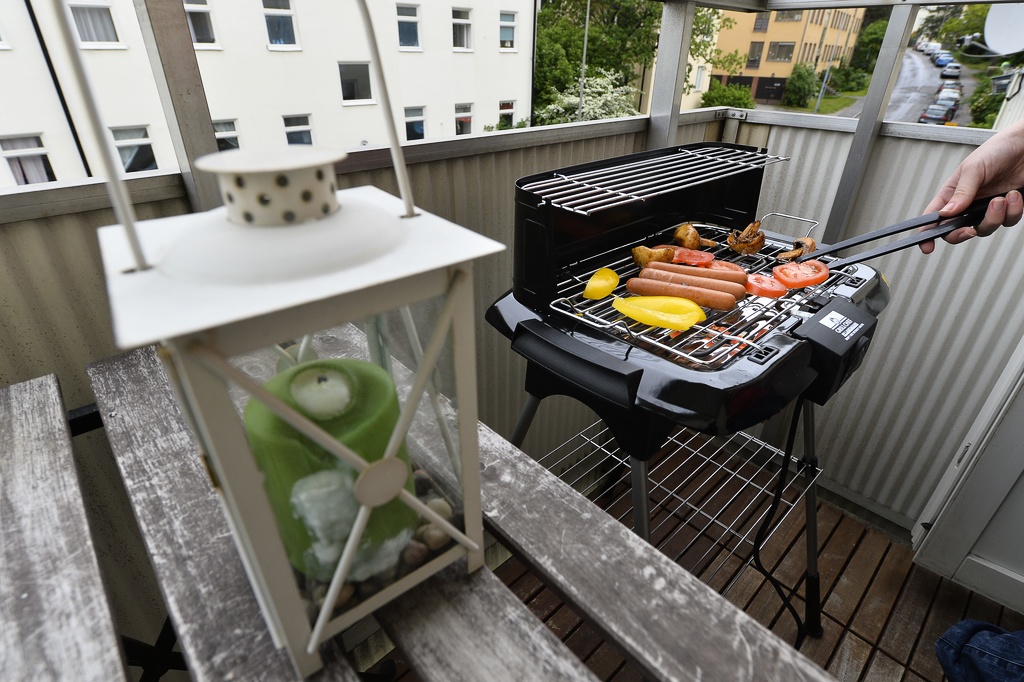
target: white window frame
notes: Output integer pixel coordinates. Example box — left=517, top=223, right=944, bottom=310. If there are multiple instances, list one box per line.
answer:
left=499, top=11, right=516, bottom=51
left=68, top=1, right=123, bottom=50
left=694, top=65, right=707, bottom=92
left=1, top=135, right=57, bottom=185
left=339, top=63, right=374, bottom=105
left=110, top=126, right=157, bottom=173
left=452, top=8, right=472, bottom=51
left=263, top=0, right=300, bottom=51
left=397, top=5, right=421, bottom=51
left=213, top=120, right=239, bottom=151
left=184, top=0, right=219, bottom=49
left=498, top=100, right=514, bottom=128
left=404, top=107, right=425, bottom=141
left=283, top=115, right=313, bottom=145
left=455, top=103, right=472, bottom=136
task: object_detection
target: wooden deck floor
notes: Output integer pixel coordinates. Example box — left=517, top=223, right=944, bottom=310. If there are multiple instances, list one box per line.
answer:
left=381, top=426, right=1024, bottom=681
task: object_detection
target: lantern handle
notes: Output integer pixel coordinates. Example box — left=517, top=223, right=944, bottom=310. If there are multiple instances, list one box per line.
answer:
left=354, top=0, right=418, bottom=220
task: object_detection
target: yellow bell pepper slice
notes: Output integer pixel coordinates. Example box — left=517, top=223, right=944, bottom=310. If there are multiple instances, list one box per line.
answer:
left=612, top=295, right=706, bottom=331
left=583, top=267, right=620, bottom=300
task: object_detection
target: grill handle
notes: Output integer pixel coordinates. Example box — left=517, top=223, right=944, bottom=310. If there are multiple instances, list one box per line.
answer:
left=511, top=319, right=642, bottom=410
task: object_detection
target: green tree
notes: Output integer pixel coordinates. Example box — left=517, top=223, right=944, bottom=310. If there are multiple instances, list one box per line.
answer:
left=781, top=63, right=819, bottom=107
left=533, top=1, right=745, bottom=119
left=850, top=19, right=888, bottom=73
left=918, top=5, right=962, bottom=46
left=968, top=72, right=1002, bottom=128
left=939, top=4, right=989, bottom=47
left=535, top=68, right=641, bottom=124
left=700, top=78, right=756, bottom=109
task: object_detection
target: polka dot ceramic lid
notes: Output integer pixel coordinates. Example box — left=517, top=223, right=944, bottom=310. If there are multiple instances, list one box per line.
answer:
left=195, top=147, right=348, bottom=227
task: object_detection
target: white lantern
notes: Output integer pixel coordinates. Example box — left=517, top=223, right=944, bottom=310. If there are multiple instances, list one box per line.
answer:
left=97, top=145, right=501, bottom=675
left=54, top=0, right=505, bottom=672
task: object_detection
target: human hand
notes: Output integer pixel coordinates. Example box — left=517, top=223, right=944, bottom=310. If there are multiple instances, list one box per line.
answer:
left=919, top=120, right=1024, bottom=254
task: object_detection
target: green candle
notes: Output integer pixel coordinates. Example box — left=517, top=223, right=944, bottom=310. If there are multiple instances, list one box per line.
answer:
left=244, top=359, right=418, bottom=584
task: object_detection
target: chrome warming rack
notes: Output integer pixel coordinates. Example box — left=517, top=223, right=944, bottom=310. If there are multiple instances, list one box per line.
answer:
left=520, top=147, right=789, bottom=215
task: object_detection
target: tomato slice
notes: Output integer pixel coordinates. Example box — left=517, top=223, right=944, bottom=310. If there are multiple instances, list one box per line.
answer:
left=745, top=273, right=787, bottom=298
left=772, top=260, right=829, bottom=288
left=673, top=248, right=715, bottom=266
left=705, top=260, right=746, bottom=274
left=653, top=245, right=715, bottom=266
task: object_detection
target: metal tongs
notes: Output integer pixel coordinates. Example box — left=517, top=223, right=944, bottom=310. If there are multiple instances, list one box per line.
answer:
left=797, top=188, right=1023, bottom=269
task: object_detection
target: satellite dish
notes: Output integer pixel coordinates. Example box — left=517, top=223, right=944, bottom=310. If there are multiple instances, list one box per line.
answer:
left=985, top=4, right=1024, bottom=55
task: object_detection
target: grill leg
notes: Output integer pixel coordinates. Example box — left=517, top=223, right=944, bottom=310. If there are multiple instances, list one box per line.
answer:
left=629, top=457, right=651, bottom=542
left=509, top=394, right=542, bottom=449
left=801, top=404, right=823, bottom=637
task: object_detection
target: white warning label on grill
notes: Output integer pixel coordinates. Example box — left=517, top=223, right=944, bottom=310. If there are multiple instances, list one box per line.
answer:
left=819, top=310, right=863, bottom=340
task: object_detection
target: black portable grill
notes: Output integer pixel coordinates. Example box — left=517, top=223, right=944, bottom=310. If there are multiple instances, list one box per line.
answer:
left=486, top=142, right=891, bottom=643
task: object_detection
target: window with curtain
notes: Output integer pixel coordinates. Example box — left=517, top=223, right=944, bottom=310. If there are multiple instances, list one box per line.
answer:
left=111, top=127, right=156, bottom=173
left=263, top=0, right=297, bottom=48
left=499, top=12, right=516, bottom=49
left=766, top=42, right=795, bottom=62
left=70, top=3, right=119, bottom=44
left=184, top=0, right=216, bottom=45
left=1, top=136, right=57, bottom=185
left=452, top=9, right=471, bottom=50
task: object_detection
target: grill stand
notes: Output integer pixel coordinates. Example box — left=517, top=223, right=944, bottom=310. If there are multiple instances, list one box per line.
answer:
left=508, top=361, right=824, bottom=647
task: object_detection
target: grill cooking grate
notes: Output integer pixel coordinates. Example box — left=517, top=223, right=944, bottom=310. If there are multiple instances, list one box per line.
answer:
left=550, top=222, right=862, bottom=372
left=521, top=146, right=788, bottom=215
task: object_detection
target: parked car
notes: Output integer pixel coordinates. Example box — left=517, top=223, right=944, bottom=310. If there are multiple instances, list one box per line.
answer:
left=915, top=39, right=929, bottom=51
left=931, top=50, right=951, bottom=63
left=934, top=54, right=955, bottom=67
left=941, top=63, right=962, bottom=78
left=919, top=104, right=953, bottom=124
left=923, top=42, right=941, bottom=55
left=938, top=80, right=964, bottom=95
left=935, top=95, right=959, bottom=116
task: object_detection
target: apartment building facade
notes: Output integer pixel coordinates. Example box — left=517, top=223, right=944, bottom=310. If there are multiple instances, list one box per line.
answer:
left=0, top=0, right=535, bottom=190
left=713, top=8, right=864, bottom=102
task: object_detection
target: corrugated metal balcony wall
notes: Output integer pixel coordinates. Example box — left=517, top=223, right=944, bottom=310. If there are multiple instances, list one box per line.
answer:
left=0, top=110, right=1010, bottom=533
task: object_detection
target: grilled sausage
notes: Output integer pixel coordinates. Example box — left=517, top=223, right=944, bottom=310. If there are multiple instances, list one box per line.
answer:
left=639, top=267, right=747, bottom=300
left=646, top=260, right=748, bottom=285
left=625, top=277, right=736, bottom=311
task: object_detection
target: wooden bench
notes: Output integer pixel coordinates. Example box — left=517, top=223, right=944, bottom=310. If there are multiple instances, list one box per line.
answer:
left=0, top=374, right=127, bottom=681
left=87, top=343, right=835, bottom=681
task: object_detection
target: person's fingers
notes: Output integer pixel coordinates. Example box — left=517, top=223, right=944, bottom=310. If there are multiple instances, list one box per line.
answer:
left=1004, top=190, right=1023, bottom=226
left=940, top=166, right=986, bottom=216
left=942, top=226, right=977, bottom=245
left=974, top=196, right=1007, bottom=237
left=919, top=238, right=936, bottom=254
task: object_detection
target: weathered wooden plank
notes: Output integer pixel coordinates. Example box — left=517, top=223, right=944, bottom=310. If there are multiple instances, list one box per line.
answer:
left=964, top=591, right=1004, bottom=625
left=478, top=426, right=837, bottom=682
left=861, top=650, right=905, bottom=681
left=0, top=374, right=127, bottom=681
left=85, top=344, right=600, bottom=681
left=375, top=565, right=598, bottom=682
left=86, top=348, right=361, bottom=682
left=877, top=566, right=941, bottom=665
left=824, top=527, right=891, bottom=624
left=825, top=631, right=872, bottom=681
left=849, top=541, right=915, bottom=643
left=908, top=577, right=971, bottom=681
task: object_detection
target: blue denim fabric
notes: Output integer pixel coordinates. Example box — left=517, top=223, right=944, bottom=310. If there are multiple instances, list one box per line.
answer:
left=936, top=620, right=1024, bottom=681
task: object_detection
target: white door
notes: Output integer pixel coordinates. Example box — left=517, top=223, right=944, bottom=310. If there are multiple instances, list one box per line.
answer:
left=913, top=333, right=1024, bottom=614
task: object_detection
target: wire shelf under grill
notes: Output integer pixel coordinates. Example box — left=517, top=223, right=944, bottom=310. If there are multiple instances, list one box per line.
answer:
left=537, top=420, right=818, bottom=591
left=520, top=146, right=788, bottom=216
left=549, top=221, right=864, bottom=373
